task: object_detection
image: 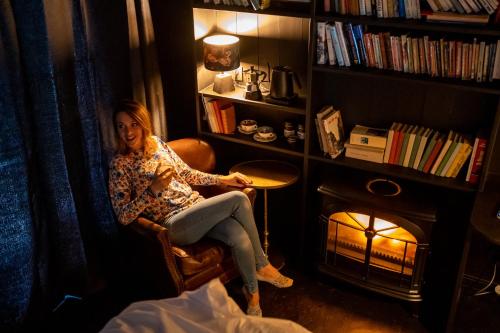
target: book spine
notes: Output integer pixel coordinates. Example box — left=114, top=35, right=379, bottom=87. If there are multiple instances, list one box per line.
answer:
left=353, top=25, right=368, bottom=66
left=317, top=22, right=328, bottom=65
left=335, top=22, right=352, bottom=67
left=408, top=130, right=423, bottom=168
left=398, top=127, right=412, bottom=166
left=346, top=23, right=361, bottom=65
left=413, top=131, right=430, bottom=169
left=403, top=130, right=417, bottom=167
left=423, top=137, right=445, bottom=173
left=388, top=125, right=402, bottom=164
left=315, top=118, right=325, bottom=153
left=466, top=137, right=487, bottom=184
left=393, top=126, right=407, bottom=164
left=325, top=24, right=337, bottom=66
left=451, top=145, right=473, bottom=178
left=383, top=123, right=396, bottom=163
left=330, top=25, right=345, bottom=66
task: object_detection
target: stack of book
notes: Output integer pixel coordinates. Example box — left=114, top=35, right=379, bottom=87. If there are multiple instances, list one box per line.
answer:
left=345, top=125, right=388, bottom=163
left=317, top=21, right=500, bottom=82
left=315, top=105, right=345, bottom=159
left=202, top=97, right=236, bottom=134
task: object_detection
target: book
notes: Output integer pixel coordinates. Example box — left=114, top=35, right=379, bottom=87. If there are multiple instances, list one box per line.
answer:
left=314, top=118, right=324, bottom=153
left=435, top=132, right=460, bottom=176
left=403, top=125, right=419, bottom=167
left=408, top=126, right=426, bottom=168
left=393, top=124, right=409, bottom=165
left=465, top=131, right=488, bottom=184
left=202, top=97, right=220, bottom=133
left=417, top=130, right=440, bottom=171
left=439, top=134, right=462, bottom=177
left=345, top=143, right=385, bottom=163
left=450, top=141, right=473, bottom=178
left=430, top=130, right=454, bottom=175
left=316, top=105, right=334, bottom=155
left=316, top=22, right=327, bottom=65
left=388, top=123, right=404, bottom=164
left=413, top=128, right=433, bottom=169
left=213, top=99, right=235, bottom=134
left=219, top=103, right=236, bottom=134
left=335, top=21, right=351, bottom=67
left=383, top=122, right=398, bottom=163
left=422, top=10, right=489, bottom=25
left=398, top=125, right=414, bottom=166
left=329, top=24, right=345, bottom=66
left=323, top=108, right=345, bottom=158
left=349, top=125, right=388, bottom=149
left=325, top=23, right=337, bottom=66
left=422, top=133, right=446, bottom=173
left=443, top=135, right=466, bottom=177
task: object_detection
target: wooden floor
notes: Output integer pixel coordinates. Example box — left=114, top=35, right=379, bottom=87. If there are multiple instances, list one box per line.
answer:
left=29, top=266, right=499, bottom=333
left=226, top=268, right=428, bottom=333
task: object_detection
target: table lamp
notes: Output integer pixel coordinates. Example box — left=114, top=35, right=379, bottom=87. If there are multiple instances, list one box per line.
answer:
left=203, top=34, right=240, bottom=94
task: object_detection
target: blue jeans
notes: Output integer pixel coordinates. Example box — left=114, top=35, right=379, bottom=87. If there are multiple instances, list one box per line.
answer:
left=165, top=191, right=269, bottom=293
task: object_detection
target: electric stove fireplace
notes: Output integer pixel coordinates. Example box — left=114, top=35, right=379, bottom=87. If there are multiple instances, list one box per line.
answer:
left=317, top=173, right=438, bottom=304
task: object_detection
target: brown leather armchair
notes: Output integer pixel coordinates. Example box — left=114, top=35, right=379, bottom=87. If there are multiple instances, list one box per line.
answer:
left=123, top=138, right=256, bottom=296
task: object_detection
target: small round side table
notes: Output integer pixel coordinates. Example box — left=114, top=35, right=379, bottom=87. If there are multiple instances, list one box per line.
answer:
left=230, top=160, right=300, bottom=259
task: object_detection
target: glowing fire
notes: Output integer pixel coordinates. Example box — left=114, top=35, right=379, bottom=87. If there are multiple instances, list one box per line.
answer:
left=327, top=212, right=417, bottom=275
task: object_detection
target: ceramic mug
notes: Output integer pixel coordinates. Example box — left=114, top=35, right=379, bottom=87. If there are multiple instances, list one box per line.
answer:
left=240, top=119, right=258, bottom=132
left=257, top=126, right=274, bottom=139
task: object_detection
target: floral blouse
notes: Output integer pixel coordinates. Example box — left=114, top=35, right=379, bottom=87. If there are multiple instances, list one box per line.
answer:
left=108, top=136, right=220, bottom=225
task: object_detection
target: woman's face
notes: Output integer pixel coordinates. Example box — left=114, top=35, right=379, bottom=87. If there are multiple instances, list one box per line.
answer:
left=116, top=112, right=144, bottom=152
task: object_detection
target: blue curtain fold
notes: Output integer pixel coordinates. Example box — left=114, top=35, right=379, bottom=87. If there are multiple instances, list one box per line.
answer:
left=0, top=2, right=35, bottom=327
left=0, top=0, right=130, bottom=328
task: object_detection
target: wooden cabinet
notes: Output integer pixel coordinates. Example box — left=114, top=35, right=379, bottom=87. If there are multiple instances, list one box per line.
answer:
left=187, top=1, right=500, bottom=330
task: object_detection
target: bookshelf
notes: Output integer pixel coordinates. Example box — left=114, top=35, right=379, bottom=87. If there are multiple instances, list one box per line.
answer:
left=184, top=1, right=500, bottom=331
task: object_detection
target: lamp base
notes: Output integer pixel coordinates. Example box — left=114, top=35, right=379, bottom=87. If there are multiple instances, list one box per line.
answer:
left=213, top=73, right=235, bottom=94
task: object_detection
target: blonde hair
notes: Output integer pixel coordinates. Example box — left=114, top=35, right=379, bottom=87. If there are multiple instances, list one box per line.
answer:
left=113, top=100, right=155, bottom=154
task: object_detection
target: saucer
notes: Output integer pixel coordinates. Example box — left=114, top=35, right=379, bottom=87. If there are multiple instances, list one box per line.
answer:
left=253, top=132, right=277, bottom=143
left=238, top=126, right=257, bottom=135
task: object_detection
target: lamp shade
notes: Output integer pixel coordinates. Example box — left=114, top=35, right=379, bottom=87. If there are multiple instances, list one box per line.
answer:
left=203, top=35, right=240, bottom=72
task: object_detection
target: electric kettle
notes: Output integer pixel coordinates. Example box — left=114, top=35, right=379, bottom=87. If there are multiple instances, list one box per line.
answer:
left=269, top=65, right=302, bottom=101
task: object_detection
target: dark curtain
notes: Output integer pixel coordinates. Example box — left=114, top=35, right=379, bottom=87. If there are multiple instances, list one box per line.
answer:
left=0, top=0, right=132, bottom=329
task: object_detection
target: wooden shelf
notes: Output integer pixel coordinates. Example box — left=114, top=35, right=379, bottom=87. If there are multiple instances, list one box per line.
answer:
left=313, top=65, right=500, bottom=95
left=199, top=84, right=307, bottom=115
left=200, top=130, right=305, bottom=157
left=308, top=153, right=478, bottom=192
left=193, top=1, right=311, bottom=18
left=314, top=14, right=500, bottom=37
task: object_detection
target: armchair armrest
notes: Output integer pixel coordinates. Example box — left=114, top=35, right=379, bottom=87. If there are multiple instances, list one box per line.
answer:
left=128, top=217, right=185, bottom=294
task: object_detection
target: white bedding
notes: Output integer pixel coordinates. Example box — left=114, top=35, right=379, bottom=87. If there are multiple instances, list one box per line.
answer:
left=100, top=278, right=311, bottom=333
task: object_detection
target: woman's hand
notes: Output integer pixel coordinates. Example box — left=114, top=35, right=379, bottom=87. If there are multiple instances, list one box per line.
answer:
left=219, top=172, right=253, bottom=188
left=149, top=163, right=174, bottom=196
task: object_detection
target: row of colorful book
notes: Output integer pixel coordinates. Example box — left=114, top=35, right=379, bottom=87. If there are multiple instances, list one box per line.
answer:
left=322, top=0, right=497, bottom=18
left=316, top=21, right=500, bottom=82
left=201, top=0, right=268, bottom=10
left=344, top=123, right=488, bottom=184
left=201, top=97, right=237, bottom=134
left=323, top=0, right=422, bottom=18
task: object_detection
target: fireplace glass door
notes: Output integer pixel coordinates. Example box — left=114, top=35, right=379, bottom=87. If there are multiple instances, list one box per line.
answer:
left=327, top=211, right=417, bottom=276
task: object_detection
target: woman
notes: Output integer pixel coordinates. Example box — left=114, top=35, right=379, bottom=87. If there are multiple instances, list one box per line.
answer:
left=108, top=100, right=293, bottom=316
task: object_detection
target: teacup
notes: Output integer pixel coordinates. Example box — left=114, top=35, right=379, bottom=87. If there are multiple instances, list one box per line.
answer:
left=240, top=119, right=258, bottom=132
left=257, top=126, right=274, bottom=139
